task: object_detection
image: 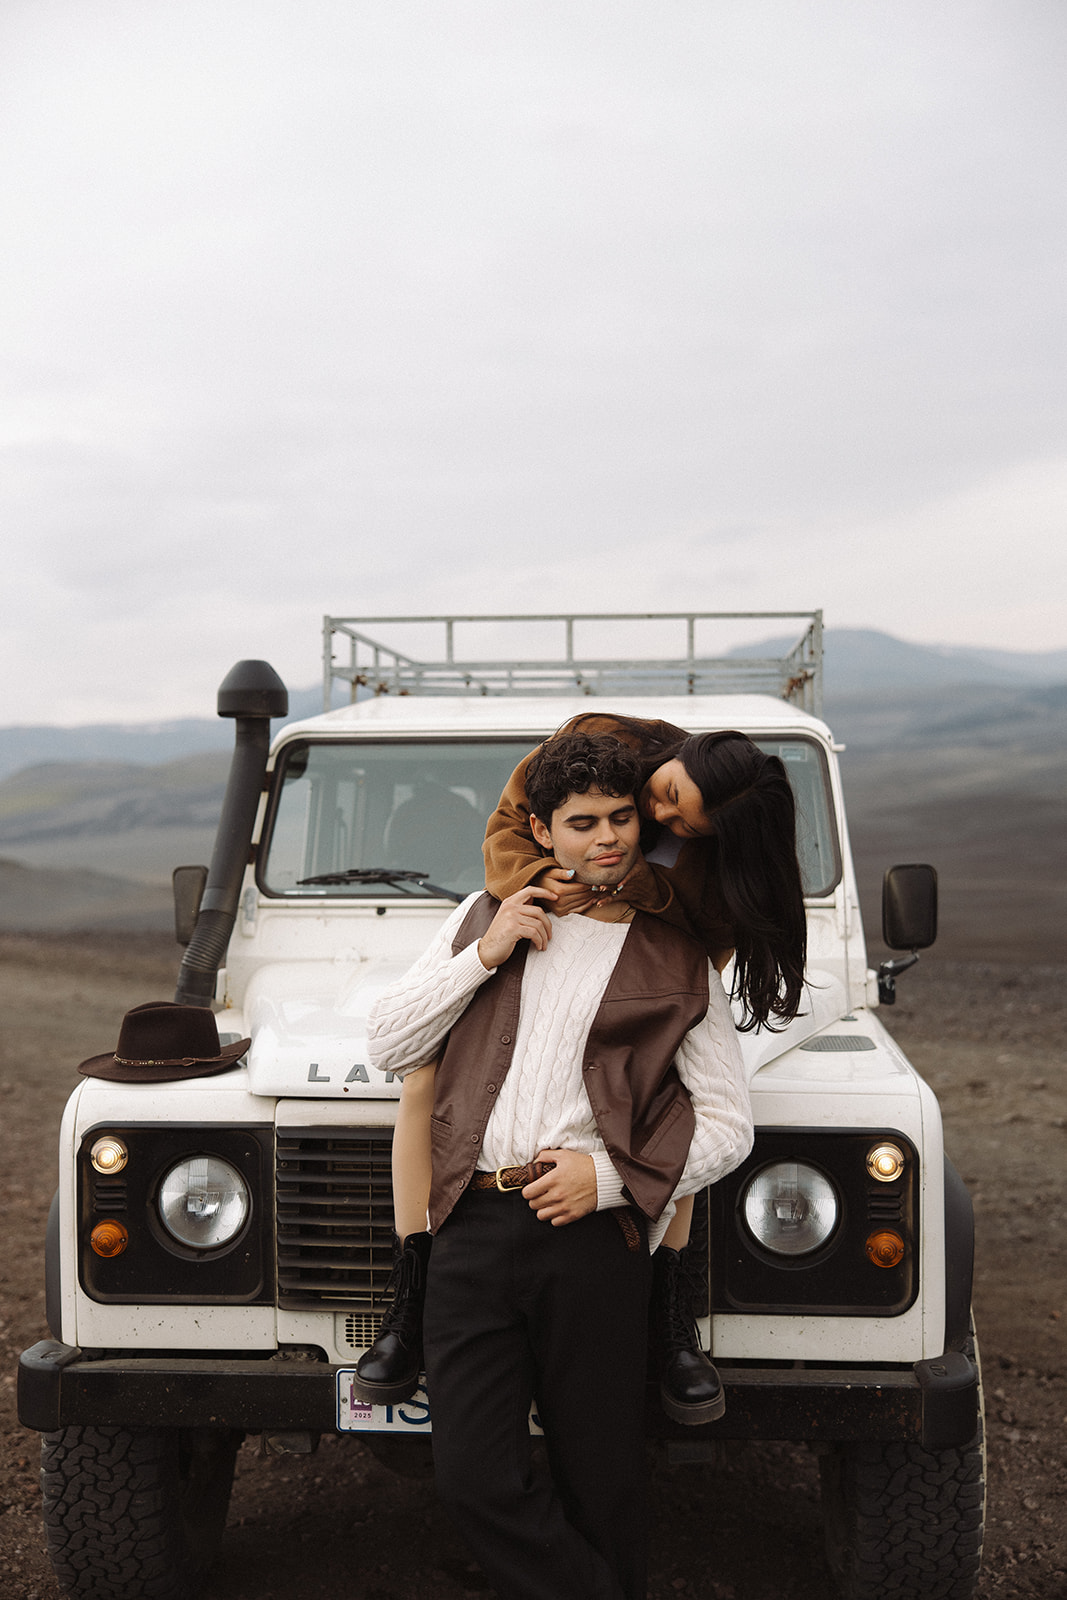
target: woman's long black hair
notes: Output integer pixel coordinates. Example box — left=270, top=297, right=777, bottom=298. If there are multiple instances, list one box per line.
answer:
left=569, top=713, right=807, bottom=1031
left=677, top=730, right=807, bottom=1031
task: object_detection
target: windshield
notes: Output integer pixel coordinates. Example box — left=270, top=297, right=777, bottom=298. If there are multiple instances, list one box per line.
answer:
left=754, top=737, right=840, bottom=897
left=260, top=740, right=532, bottom=899
left=260, top=734, right=840, bottom=901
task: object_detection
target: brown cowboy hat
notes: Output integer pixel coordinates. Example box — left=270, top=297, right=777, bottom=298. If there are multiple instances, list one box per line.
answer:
left=78, top=1001, right=251, bottom=1083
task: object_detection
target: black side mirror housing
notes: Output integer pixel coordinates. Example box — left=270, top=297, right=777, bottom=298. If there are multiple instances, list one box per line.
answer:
left=173, top=865, right=209, bottom=946
left=882, top=863, right=938, bottom=951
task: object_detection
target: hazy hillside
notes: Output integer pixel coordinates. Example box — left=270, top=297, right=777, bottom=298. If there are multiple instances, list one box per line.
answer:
left=0, top=857, right=172, bottom=932
left=0, top=685, right=326, bottom=782
left=836, top=679, right=1066, bottom=966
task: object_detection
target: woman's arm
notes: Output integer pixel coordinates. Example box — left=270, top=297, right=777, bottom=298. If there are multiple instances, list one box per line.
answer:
left=482, top=745, right=556, bottom=899
left=482, top=711, right=687, bottom=906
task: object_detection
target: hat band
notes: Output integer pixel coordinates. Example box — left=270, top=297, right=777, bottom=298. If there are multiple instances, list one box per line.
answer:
left=114, top=1054, right=202, bottom=1067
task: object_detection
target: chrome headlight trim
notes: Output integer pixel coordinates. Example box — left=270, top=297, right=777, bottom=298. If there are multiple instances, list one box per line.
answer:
left=157, top=1155, right=251, bottom=1251
left=740, top=1160, right=840, bottom=1257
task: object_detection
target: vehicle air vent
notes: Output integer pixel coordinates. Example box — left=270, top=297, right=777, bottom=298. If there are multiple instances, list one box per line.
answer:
left=799, top=1036, right=876, bottom=1052
left=276, top=1129, right=396, bottom=1309
left=91, top=1178, right=129, bottom=1214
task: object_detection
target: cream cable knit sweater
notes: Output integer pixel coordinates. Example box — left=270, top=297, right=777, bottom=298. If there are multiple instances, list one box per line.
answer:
left=367, top=894, right=754, bottom=1250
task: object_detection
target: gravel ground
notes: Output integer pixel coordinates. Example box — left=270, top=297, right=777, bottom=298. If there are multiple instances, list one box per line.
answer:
left=1, top=935, right=1064, bottom=1599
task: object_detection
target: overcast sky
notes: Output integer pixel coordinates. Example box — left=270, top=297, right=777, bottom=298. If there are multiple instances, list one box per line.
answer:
left=3, top=0, right=1065, bottom=724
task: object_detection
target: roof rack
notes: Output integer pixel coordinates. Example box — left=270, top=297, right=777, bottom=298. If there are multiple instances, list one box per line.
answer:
left=323, top=611, right=823, bottom=716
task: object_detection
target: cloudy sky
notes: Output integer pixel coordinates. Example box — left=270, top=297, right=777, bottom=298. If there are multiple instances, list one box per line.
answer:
left=3, top=0, right=1065, bottom=724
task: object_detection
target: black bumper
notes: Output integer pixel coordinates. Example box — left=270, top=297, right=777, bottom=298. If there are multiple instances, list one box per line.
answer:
left=18, top=1340, right=979, bottom=1451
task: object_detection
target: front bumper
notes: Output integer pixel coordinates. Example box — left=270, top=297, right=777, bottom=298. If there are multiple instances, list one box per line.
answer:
left=18, top=1340, right=979, bottom=1451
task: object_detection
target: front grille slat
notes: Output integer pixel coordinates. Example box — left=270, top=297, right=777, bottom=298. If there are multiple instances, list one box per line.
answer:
left=275, top=1129, right=396, bottom=1310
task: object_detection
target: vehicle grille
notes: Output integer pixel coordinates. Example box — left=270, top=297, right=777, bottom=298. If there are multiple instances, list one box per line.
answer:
left=276, top=1128, right=396, bottom=1309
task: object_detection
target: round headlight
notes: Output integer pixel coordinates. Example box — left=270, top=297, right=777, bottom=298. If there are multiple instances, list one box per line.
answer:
left=742, top=1161, right=839, bottom=1256
left=158, top=1156, right=250, bottom=1250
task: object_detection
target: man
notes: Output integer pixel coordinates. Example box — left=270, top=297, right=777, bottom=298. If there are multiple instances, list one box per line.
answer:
left=367, top=732, right=753, bottom=1600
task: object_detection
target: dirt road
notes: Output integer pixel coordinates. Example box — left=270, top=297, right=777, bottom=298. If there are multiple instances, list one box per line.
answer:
left=1, top=934, right=1064, bottom=1598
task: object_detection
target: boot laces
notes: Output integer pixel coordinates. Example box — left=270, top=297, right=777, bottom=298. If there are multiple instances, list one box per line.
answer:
left=659, top=1254, right=700, bottom=1352
left=378, top=1243, right=426, bottom=1344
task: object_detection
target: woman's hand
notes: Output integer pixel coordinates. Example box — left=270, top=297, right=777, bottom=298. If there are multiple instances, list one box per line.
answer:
left=538, top=866, right=606, bottom=917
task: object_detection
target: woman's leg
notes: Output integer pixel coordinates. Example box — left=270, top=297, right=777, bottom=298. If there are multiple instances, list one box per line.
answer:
left=353, top=1063, right=436, bottom=1402
left=650, top=1192, right=725, bottom=1425
left=391, top=1063, right=435, bottom=1236
left=660, top=1191, right=692, bottom=1252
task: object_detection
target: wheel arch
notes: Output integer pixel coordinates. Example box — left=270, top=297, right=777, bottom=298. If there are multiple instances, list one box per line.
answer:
left=45, top=1190, right=62, bottom=1341
left=943, top=1156, right=974, bottom=1352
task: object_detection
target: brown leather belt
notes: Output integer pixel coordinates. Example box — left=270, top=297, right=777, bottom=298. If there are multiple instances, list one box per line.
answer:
left=468, top=1163, right=643, bottom=1253
left=470, top=1161, right=555, bottom=1192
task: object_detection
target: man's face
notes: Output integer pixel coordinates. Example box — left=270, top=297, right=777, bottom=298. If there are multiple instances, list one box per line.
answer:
left=530, top=787, right=641, bottom=889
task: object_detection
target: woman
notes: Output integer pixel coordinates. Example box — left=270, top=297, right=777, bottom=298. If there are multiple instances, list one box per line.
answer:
left=355, top=712, right=807, bottom=1419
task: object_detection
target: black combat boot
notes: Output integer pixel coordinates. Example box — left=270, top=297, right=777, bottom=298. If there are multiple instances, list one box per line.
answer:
left=353, top=1231, right=433, bottom=1403
left=650, top=1245, right=726, bottom=1424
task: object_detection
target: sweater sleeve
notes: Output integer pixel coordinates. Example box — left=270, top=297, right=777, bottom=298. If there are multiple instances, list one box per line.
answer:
left=669, top=965, right=754, bottom=1199
left=366, top=898, right=494, bottom=1079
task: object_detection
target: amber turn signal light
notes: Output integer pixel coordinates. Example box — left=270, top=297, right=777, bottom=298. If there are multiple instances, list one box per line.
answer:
left=865, top=1229, right=904, bottom=1268
left=90, top=1220, right=129, bottom=1258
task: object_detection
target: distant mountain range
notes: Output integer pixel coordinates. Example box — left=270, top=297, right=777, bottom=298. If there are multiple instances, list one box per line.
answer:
left=1, top=629, right=1064, bottom=782
left=736, top=628, right=1067, bottom=692
left=0, top=684, right=327, bottom=783
left=1, top=626, right=1063, bottom=952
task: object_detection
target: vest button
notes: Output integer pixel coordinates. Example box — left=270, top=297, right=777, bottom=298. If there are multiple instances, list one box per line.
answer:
left=486, top=1083, right=496, bottom=1093
left=500, top=1034, right=511, bottom=1044
left=470, top=1134, right=480, bottom=1143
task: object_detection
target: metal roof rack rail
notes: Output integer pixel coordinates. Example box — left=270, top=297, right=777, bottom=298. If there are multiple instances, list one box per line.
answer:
left=322, top=611, right=823, bottom=716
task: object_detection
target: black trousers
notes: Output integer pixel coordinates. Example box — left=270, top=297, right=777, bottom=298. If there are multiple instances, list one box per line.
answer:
left=424, top=1187, right=653, bottom=1600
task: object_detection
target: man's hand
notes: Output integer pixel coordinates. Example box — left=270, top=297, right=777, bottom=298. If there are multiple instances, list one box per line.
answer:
left=522, top=1148, right=597, bottom=1225
left=477, top=886, right=555, bottom=970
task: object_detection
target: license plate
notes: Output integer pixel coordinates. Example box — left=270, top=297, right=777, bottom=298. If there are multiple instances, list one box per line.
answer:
left=335, top=1370, right=543, bottom=1435
left=336, top=1372, right=432, bottom=1433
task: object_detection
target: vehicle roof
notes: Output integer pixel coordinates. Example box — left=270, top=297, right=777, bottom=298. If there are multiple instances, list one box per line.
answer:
left=273, top=693, right=834, bottom=749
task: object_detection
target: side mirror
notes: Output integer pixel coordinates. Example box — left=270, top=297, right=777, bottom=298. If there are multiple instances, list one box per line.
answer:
left=172, top=865, right=209, bottom=947
left=882, top=863, right=938, bottom=951
left=877, top=864, right=937, bottom=1004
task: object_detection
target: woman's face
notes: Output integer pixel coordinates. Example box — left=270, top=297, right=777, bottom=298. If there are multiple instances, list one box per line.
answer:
left=640, top=758, right=715, bottom=839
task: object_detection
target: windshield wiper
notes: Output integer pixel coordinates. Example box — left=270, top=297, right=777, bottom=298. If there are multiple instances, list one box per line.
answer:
left=296, top=867, right=462, bottom=902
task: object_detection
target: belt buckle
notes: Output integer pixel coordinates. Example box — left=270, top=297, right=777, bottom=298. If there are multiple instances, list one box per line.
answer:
left=495, top=1166, right=525, bottom=1193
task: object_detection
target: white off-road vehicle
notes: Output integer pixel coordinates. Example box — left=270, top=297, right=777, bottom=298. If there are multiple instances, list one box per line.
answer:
left=19, top=612, right=983, bottom=1600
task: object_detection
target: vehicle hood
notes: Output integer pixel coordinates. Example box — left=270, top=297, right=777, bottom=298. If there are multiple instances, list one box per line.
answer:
left=237, top=959, right=412, bottom=1098
left=226, top=960, right=856, bottom=1099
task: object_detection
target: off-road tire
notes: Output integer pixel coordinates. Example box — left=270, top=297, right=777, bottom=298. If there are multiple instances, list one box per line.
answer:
left=819, top=1328, right=985, bottom=1600
left=40, top=1424, right=242, bottom=1600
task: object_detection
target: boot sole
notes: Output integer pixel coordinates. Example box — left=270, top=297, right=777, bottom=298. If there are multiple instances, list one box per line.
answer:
left=350, top=1369, right=423, bottom=1404
left=660, top=1383, right=726, bottom=1426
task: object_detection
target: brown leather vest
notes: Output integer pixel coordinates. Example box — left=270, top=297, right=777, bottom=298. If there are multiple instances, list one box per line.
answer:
left=428, top=894, right=709, bottom=1232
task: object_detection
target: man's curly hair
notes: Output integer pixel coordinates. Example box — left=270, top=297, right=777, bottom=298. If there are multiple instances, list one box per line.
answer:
left=525, top=732, right=643, bottom=823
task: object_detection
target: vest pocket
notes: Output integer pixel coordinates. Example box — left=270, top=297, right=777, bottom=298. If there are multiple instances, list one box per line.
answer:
left=634, top=1097, right=687, bottom=1161
left=430, top=1113, right=453, bottom=1150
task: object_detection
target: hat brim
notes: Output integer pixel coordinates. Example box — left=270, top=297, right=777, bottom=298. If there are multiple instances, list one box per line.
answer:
left=77, top=1038, right=251, bottom=1083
